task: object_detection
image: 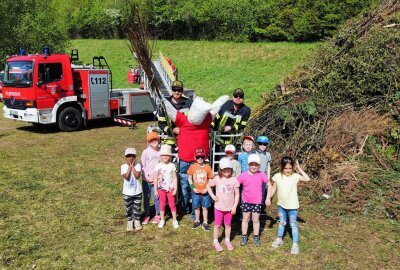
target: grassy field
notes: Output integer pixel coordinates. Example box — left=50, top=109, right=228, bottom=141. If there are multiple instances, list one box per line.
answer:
left=69, top=39, right=320, bottom=108
left=1, top=105, right=399, bottom=269
left=1, top=40, right=399, bottom=269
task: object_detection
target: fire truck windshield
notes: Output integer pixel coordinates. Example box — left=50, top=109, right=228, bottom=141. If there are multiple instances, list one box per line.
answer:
left=3, top=61, right=33, bottom=88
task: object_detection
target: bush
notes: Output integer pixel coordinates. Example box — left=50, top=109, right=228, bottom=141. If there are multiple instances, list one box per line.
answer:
left=45, top=0, right=374, bottom=41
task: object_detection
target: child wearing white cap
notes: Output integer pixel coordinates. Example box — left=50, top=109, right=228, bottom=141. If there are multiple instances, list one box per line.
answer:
left=224, top=144, right=241, bottom=177
left=121, top=147, right=143, bottom=231
left=237, top=154, right=272, bottom=247
left=207, top=158, right=240, bottom=252
left=154, top=145, right=179, bottom=229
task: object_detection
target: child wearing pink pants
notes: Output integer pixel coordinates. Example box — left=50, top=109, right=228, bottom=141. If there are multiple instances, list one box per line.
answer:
left=207, top=158, right=240, bottom=251
left=158, top=190, right=176, bottom=213
left=154, top=145, right=179, bottom=229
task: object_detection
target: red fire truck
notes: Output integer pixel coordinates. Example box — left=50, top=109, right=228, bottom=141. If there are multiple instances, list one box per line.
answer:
left=2, top=48, right=157, bottom=131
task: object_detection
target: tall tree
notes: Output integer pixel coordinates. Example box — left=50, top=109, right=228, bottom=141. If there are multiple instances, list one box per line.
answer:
left=0, top=0, right=69, bottom=65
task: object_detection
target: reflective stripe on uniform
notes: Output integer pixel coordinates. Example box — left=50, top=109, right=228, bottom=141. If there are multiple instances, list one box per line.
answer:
left=162, top=137, right=176, bottom=145
left=218, top=114, right=229, bottom=133
left=216, top=111, right=244, bottom=145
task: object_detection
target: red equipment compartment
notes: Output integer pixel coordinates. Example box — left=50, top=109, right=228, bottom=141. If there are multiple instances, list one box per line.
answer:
left=74, top=69, right=110, bottom=120
left=110, top=99, right=119, bottom=110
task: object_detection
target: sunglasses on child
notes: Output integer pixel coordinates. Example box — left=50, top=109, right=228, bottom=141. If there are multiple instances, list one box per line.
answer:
left=258, top=143, right=268, bottom=146
left=233, top=94, right=244, bottom=99
left=195, top=156, right=206, bottom=160
left=126, top=154, right=136, bottom=158
left=172, top=88, right=183, bottom=92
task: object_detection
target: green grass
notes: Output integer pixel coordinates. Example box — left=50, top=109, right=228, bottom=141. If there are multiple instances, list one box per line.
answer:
left=69, top=39, right=320, bottom=108
left=1, top=40, right=399, bottom=268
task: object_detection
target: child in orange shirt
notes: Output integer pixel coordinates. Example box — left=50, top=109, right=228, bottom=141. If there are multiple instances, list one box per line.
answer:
left=188, top=148, right=214, bottom=231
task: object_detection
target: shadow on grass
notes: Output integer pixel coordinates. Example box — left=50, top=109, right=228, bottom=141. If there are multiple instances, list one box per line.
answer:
left=227, top=213, right=277, bottom=241
left=17, top=123, right=60, bottom=134
left=16, top=113, right=155, bottom=133
left=267, top=214, right=307, bottom=242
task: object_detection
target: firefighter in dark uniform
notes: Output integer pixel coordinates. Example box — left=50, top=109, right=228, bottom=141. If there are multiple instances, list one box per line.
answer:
left=157, top=80, right=193, bottom=147
left=212, top=88, right=251, bottom=146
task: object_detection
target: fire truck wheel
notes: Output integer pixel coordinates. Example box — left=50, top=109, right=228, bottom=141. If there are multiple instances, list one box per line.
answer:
left=58, top=107, right=82, bottom=132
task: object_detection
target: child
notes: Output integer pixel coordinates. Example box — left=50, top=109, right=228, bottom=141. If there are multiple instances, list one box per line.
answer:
left=268, top=156, right=310, bottom=255
left=238, top=136, right=256, bottom=173
left=224, top=144, right=241, bottom=177
left=207, top=158, right=240, bottom=251
left=188, top=148, right=214, bottom=231
left=256, top=136, right=271, bottom=179
left=256, top=136, right=272, bottom=210
left=238, top=154, right=271, bottom=247
left=121, top=147, right=143, bottom=231
left=141, top=131, right=161, bottom=225
left=154, top=145, right=179, bottom=229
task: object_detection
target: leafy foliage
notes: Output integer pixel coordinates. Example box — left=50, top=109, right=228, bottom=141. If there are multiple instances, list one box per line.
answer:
left=144, top=0, right=376, bottom=42
left=0, top=0, right=69, bottom=65
left=0, top=0, right=374, bottom=43
left=55, top=0, right=125, bottom=39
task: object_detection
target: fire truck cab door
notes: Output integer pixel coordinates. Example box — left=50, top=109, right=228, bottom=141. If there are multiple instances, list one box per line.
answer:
left=36, top=63, right=68, bottom=109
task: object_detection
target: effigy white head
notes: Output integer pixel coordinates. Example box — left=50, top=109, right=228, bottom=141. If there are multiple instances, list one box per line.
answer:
left=163, top=95, right=229, bottom=125
left=188, top=95, right=229, bottom=125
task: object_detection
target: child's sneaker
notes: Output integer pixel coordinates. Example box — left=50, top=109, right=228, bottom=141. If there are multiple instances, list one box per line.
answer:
left=240, top=235, right=248, bottom=246
left=202, top=222, right=210, bottom=231
left=134, top=220, right=142, bottom=231
left=291, top=243, right=299, bottom=255
left=225, top=240, right=234, bottom=251
left=213, top=241, right=223, bottom=252
left=142, top=216, right=150, bottom=225
left=127, top=220, right=133, bottom=231
left=152, top=215, right=160, bottom=224
left=172, top=219, right=179, bottom=229
left=158, top=219, right=166, bottom=228
left=272, top=238, right=283, bottom=248
left=192, top=220, right=201, bottom=230
left=253, top=235, right=261, bottom=247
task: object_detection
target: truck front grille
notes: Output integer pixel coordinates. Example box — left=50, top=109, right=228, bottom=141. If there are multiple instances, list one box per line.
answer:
left=3, top=98, right=27, bottom=110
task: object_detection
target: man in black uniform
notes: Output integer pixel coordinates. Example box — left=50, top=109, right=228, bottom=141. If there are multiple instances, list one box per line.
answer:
left=212, top=88, right=251, bottom=146
left=157, top=80, right=193, bottom=147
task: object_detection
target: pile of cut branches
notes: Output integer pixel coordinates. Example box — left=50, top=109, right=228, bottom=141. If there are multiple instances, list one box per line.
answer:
left=247, top=0, right=400, bottom=219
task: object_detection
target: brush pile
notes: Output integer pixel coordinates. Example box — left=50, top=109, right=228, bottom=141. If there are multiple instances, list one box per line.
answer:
left=247, top=0, right=400, bottom=219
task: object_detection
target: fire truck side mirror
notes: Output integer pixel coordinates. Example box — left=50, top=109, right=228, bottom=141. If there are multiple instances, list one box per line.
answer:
left=36, top=81, right=44, bottom=86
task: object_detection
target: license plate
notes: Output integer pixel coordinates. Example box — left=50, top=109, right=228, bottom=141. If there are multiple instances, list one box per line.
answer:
left=10, top=110, right=18, bottom=116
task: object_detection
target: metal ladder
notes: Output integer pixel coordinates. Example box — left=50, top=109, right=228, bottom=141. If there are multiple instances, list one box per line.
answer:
left=210, top=131, right=243, bottom=174
left=151, top=60, right=173, bottom=98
